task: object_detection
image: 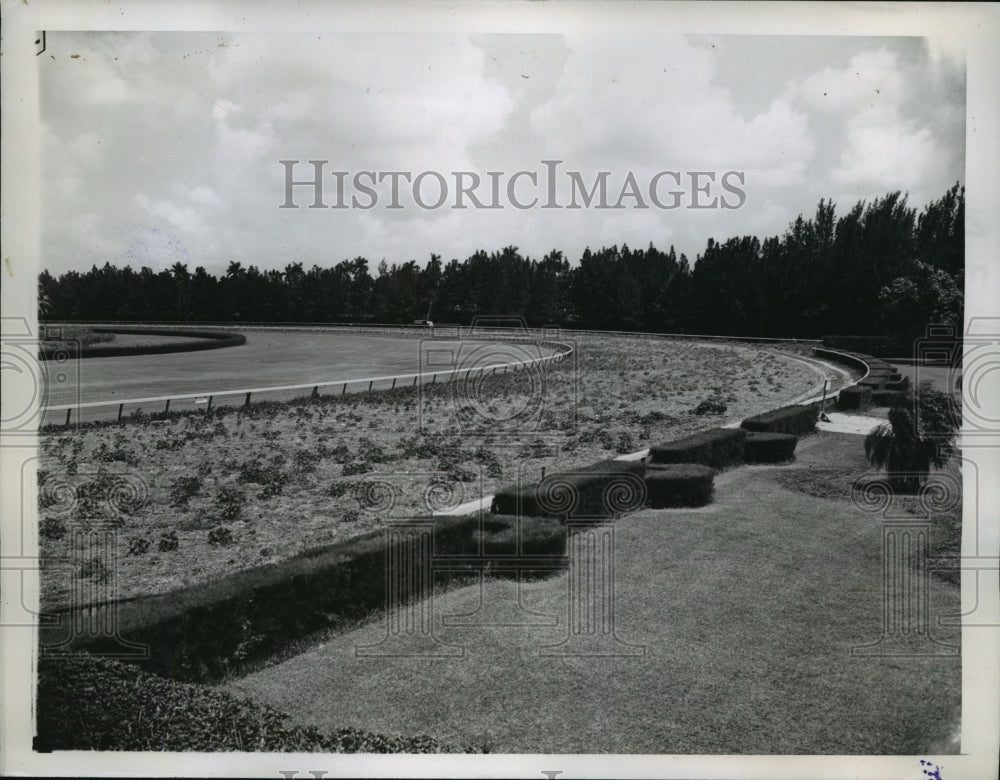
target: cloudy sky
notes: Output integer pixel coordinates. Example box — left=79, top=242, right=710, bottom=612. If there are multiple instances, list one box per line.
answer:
left=39, top=31, right=965, bottom=276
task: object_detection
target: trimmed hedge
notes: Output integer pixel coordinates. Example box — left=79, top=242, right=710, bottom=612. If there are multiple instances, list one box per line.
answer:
left=871, top=389, right=904, bottom=407
left=740, top=404, right=818, bottom=436
left=644, top=464, right=716, bottom=508
left=491, top=458, right=646, bottom=520
left=434, top=513, right=566, bottom=558
left=647, top=427, right=746, bottom=471
left=39, top=512, right=563, bottom=683
left=743, top=432, right=798, bottom=464
left=838, top=385, right=872, bottom=411
left=38, top=327, right=246, bottom=360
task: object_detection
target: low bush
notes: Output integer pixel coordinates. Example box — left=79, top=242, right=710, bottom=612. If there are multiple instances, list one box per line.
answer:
left=157, top=531, right=179, bottom=552
left=871, top=389, right=904, bottom=407
left=127, top=537, right=151, bottom=556
left=643, top=464, right=716, bottom=508
left=647, top=427, right=745, bottom=470
left=743, top=432, right=798, bottom=464
left=342, top=461, right=372, bottom=476
left=837, top=386, right=872, bottom=411
left=434, top=513, right=566, bottom=559
left=491, top=459, right=646, bottom=520
left=208, top=526, right=234, bottom=547
left=690, top=396, right=728, bottom=416
left=740, top=404, right=818, bottom=435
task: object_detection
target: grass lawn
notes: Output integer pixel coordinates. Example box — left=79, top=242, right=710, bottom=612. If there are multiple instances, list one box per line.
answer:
left=227, top=430, right=961, bottom=754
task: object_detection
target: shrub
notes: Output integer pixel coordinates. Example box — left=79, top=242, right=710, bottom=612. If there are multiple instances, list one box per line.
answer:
left=743, top=432, right=798, bottom=464
left=741, top=404, right=818, bottom=435
left=871, top=389, right=904, bottom=407
left=491, top=459, right=646, bottom=520
left=837, top=386, right=872, bottom=411
left=212, top=486, right=246, bottom=522
left=127, top=536, right=151, bottom=556
left=648, top=427, right=745, bottom=470
left=342, top=461, right=372, bottom=476
left=644, top=464, right=716, bottom=508
left=435, top=514, right=566, bottom=558
left=158, top=531, right=179, bottom=551
left=40, top=515, right=67, bottom=541
left=169, top=476, right=203, bottom=509
left=208, top=526, right=234, bottom=547
left=690, top=396, right=728, bottom=416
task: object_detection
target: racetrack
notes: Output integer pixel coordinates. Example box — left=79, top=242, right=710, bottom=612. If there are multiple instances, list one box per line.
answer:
left=39, top=328, right=560, bottom=423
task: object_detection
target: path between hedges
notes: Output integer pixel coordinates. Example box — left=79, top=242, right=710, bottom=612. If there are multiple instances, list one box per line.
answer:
left=227, top=429, right=960, bottom=754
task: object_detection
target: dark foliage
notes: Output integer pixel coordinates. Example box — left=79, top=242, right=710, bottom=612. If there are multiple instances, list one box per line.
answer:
left=643, top=464, right=716, bottom=508
left=647, top=427, right=745, bottom=470
left=743, top=432, right=798, bottom=464
left=491, top=459, right=646, bottom=520
left=837, top=386, right=873, bottom=411
left=740, top=404, right=819, bottom=435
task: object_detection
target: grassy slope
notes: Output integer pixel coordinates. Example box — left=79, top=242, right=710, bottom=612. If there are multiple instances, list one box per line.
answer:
left=228, top=431, right=961, bottom=755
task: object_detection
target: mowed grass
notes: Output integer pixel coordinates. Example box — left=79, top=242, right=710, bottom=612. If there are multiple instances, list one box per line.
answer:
left=228, top=431, right=961, bottom=754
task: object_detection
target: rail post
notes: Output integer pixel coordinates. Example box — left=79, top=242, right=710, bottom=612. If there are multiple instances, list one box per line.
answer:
left=65, top=408, right=72, bottom=426
left=164, top=399, right=170, bottom=413
left=391, top=377, right=396, bottom=389
left=368, top=380, right=373, bottom=392
left=342, top=383, right=347, bottom=396
left=117, top=403, right=124, bottom=422
left=244, top=392, right=252, bottom=407
left=207, top=396, right=213, bottom=412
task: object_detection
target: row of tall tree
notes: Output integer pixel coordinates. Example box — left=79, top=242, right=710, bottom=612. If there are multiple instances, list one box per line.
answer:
left=39, top=184, right=963, bottom=342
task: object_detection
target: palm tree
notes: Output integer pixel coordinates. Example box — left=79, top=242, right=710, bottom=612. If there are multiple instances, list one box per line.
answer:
left=864, top=380, right=959, bottom=493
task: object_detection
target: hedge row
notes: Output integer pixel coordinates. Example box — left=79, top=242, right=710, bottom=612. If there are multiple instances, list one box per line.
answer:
left=491, top=459, right=646, bottom=520
left=644, top=464, right=716, bottom=508
left=434, top=513, right=566, bottom=558
left=38, top=327, right=247, bottom=360
left=40, top=513, right=564, bottom=683
left=743, top=432, right=798, bottom=464
left=838, top=385, right=872, bottom=411
left=740, top=404, right=818, bottom=435
left=647, top=427, right=746, bottom=471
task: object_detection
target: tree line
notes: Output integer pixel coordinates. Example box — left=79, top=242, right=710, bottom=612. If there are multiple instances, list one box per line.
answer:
left=39, top=184, right=963, bottom=343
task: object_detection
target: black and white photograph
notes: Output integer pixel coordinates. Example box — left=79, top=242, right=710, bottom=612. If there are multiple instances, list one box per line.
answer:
left=2, top=2, right=999, bottom=778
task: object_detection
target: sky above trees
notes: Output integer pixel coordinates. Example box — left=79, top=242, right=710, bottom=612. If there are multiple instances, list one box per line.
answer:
left=39, top=30, right=965, bottom=276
